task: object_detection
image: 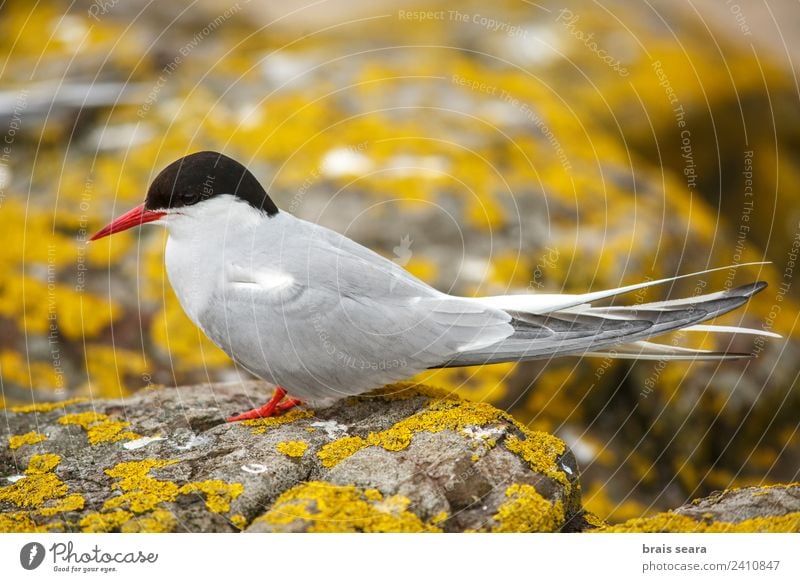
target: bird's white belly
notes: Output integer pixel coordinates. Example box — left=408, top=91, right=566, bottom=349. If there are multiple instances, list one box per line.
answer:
left=196, top=302, right=421, bottom=402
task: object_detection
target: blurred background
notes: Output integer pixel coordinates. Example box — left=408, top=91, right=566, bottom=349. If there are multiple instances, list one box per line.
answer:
left=1, top=0, right=798, bottom=523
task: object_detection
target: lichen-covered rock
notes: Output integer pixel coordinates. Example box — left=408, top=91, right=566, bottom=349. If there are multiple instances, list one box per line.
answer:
left=2, top=0, right=797, bottom=526
left=0, top=382, right=583, bottom=532
left=599, top=483, right=800, bottom=533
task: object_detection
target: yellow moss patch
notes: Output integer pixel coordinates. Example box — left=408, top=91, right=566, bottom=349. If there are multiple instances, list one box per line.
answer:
left=80, top=460, right=180, bottom=532
left=102, top=459, right=179, bottom=513
left=504, top=433, right=569, bottom=487
left=58, top=411, right=140, bottom=445
left=492, top=484, right=565, bottom=532
left=0, top=455, right=67, bottom=509
left=317, top=398, right=509, bottom=468
left=121, top=509, right=177, bottom=533
left=363, top=488, right=383, bottom=502
left=431, top=511, right=449, bottom=525
left=241, top=408, right=315, bottom=434
left=318, top=436, right=370, bottom=468
left=179, top=480, right=244, bottom=513
left=40, top=493, right=85, bottom=516
left=8, top=431, right=47, bottom=449
left=0, top=512, right=51, bottom=532
left=80, top=510, right=134, bottom=533
left=255, top=481, right=441, bottom=533
left=601, top=512, right=800, bottom=533
left=582, top=512, right=607, bottom=529
left=317, top=394, right=570, bottom=477
left=81, top=460, right=245, bottom=531
left=276, top=441, right=309, bottom=458
left=9, top=397, right=86, bottom=413
left=26, top=453, right=61, bottom=474
left=230, top=514, right=248, bottom=530
left=0, top=453, right=83, bottom=530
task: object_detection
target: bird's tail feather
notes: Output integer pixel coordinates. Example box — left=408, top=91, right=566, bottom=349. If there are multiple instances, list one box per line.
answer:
left=439, top=267, right=776, bottom=367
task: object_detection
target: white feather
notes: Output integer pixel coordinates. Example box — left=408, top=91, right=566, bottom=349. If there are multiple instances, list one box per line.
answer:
left=682, top=324, right=782, bottom=338
left=474, top=261, right=769, bottom=314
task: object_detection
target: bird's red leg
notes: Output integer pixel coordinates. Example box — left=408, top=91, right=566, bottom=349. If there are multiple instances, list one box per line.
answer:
left=227, top=386, right=294, bottom=422
left=274, top=397, right=303, bottom=413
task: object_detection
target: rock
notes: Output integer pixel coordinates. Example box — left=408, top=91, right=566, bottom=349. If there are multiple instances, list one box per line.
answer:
left=3, top=0, right=798, bottom=525
left=598, top=484, right=800, bottom=532
left=0, top=382, right=583, bottom=532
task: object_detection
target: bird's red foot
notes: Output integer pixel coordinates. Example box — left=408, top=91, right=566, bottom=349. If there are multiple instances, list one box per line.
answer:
left=275, top=398, right=303, bottom=413
left=227, top=387, right=303, bottom=422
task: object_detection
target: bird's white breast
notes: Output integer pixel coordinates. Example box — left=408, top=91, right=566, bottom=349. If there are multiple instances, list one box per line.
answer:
left=163, top=195, right=268, bottom=324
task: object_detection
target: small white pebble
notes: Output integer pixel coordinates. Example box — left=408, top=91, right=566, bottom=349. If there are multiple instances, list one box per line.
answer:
left=6, top=475, right=25, bottom=483
left=123, top=436, right=166, bottom=450
left=310, top=420, right=349, bottom=439
left=242, top=463, right=267, bottom=474
left=562, top=464, right=574, bottom=476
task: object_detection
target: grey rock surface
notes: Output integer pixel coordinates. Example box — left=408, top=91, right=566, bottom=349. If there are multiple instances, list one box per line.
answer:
left=1, top=382, right=583, bottom=532
left=675, top=484, right=800, bottom=523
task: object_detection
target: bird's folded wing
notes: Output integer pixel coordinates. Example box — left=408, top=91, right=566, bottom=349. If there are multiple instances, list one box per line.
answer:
left=220, top=243, right=515, bottom=367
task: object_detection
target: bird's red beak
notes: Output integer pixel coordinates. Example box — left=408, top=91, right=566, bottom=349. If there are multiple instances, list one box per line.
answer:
left=89, top=204, right=166, bottom=241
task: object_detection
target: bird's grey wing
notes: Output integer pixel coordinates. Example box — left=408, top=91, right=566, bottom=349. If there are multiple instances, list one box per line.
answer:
left=198, top=224, right=514, bottom=392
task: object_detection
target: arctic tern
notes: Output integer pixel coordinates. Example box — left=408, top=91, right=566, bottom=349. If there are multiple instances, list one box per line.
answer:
left=90, top=151, right=777, bottom=421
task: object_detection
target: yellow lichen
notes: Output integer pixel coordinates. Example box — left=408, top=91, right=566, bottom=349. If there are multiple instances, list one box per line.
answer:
left=121, top=509, right=177, bottom=533
left=40, top=493, right=85, bottom=516
left=9, top=397, right=86, bottom=413
left=317, top=398, right=569, bottom=474
left=230, top=514, right=248, bottom=530
left=0, top=512, right=51, bottom=532
left=582, top=511, right=608, bottom=529
left=79, top=460, right=180, bottom=532
left=431, top=511, right=449, bottom=525
left=26, top=453, right=62, bottom=474
left=102, top=459, right=179, bottom=513
left=77, top=459, right=245, bottom=531
left=179, top=480, right=244, bottom=513
left=58, top=411, right=140, bottom=445
left=363, top=488, right=383, bottom=502
left=601, top=512, right=800, bottom=533
left=241, top=408, right=315, bottom=434
left=254, top=481, right=441, bottom=533
left=0, top=456, right=67, bottom=509
left=276, top=440, right=309, bottom=458
left=0, top=453, right=83, bottom=531
left=504, top=433, right=569, bottom=487
left=80, top=510, right=135, bottom=533
left=492, top=484, right=564, bottom=532
left=8, top=431, right=47, bottom=449
left=318, top=436, right=370, bottom=467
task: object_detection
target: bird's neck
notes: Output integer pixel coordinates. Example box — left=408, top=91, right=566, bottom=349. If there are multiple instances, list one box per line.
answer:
left=162, top=198, right=277, bottom=323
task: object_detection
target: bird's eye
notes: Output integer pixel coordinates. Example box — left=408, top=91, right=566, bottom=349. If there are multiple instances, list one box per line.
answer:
left=182, top=191, right=200, bottom=205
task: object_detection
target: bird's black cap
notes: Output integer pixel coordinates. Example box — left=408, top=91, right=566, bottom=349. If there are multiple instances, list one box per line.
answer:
left=145, top=151, right=278, bottom=215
